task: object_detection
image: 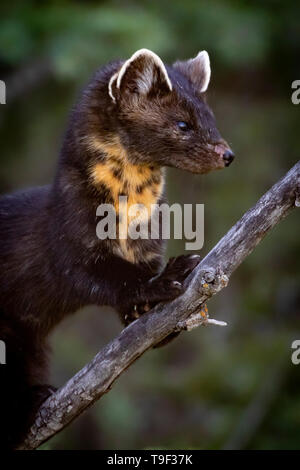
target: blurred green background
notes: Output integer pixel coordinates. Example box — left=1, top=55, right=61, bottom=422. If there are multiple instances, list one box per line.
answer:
left=1, top=0, right=300, bottom=450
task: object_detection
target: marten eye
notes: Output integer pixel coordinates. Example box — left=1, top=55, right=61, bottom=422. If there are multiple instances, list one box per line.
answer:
left=177, top=121, right=189, bottom=131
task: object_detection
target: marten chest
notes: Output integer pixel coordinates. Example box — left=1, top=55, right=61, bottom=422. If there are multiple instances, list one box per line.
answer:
left=91, top=157, right=164, bottom=264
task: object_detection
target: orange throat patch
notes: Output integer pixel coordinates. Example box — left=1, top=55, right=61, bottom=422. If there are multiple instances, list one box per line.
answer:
left=89, top=137, right=164, bottom=263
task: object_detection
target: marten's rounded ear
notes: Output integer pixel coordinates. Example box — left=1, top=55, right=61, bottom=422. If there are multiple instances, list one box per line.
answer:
left=173, top=50, right=211, bottom=93
left=108, top=49, right=172, bottom=103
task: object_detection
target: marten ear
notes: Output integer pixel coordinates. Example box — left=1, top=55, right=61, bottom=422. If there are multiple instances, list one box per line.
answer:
left=173, top=50, right=211, bottom=93
left=108, top=49, right=172, bottom=103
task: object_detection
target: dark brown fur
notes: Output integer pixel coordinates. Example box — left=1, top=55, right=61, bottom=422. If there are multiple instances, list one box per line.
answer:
left=0, top=49, right=233, bottom=448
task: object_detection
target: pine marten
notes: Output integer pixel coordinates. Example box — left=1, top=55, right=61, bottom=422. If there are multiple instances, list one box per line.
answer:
left=0, top=48, right=234, bottom=448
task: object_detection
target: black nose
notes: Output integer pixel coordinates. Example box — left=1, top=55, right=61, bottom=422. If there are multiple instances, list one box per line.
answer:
left=223, top=149, right=235, bottom=167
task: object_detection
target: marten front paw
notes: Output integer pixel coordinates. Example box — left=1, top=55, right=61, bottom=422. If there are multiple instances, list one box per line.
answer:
left=161, top=254, right=201, bottom=284
left=124, top=303, right=150, bottom=324
left=147, top=254, right=200, bottom=302
left=124, top=254, right=201, bottom=325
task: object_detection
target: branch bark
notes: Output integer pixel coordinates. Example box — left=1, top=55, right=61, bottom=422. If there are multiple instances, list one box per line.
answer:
left=18, top=161, right=300, bottom=450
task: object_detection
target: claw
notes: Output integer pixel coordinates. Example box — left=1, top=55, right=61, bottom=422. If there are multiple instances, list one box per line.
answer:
left=131, top=305, right=140, bottom=319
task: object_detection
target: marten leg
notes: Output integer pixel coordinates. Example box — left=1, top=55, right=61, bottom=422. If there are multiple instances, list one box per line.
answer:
left=117, top=254, right=201, bottom=348
left=0, top=317, right=53, bottom=449
left=121, top=254, right=201, bottom=325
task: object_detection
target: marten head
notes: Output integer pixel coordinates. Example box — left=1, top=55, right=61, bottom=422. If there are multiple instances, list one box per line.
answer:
left=105, top=48, right=234, bottom=174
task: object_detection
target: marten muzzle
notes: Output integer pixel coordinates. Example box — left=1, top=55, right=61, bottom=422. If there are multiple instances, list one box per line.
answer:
left=213, top=142, right=235, bottom=168
left=223, top=149, right=235, bottom=167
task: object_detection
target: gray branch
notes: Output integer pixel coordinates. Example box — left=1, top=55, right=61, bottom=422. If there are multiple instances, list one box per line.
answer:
left=18, top=161, right=300, bottom=450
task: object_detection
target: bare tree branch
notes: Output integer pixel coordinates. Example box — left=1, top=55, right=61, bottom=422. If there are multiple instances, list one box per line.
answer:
left=18, top=161, right=300, bottom=450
